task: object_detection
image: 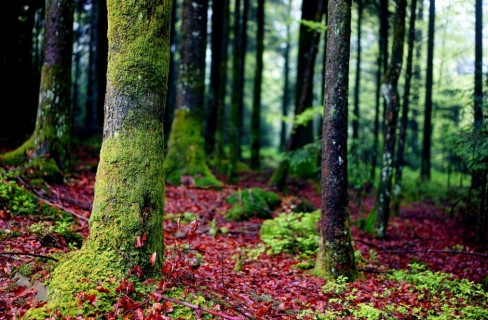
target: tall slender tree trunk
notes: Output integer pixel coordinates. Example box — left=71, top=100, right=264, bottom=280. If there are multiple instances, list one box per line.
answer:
left=94, top=0, right=108, bottom=129
left=165, top=0, right=221, bottom=187
left=229, top=0, right=242, bottom=182
left=374, top=0, right=407, bottom=239
left=393, top=0, right=417, bottom=216
left=315, top=0, right=356, bottom=281
left=421, top=0, right=435, bottom=180
left=237, top=0, right=249, bottom=160
left=164, top=1, right=178, bottom=143
left=250, top=0, right=265, bottom=169
left=27, top=0, right=172, bottom=317
left=280, top=0, right=293, bottom=151
left=352, top=0, right=362, bottom=140
left=372, top=0, right=389, bottom=181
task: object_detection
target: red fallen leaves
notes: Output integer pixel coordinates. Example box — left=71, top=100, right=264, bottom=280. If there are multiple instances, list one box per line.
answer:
left=149, top=252, right=157, bottom=266
left=77, top=292, right=98, bottom=307
left=135, top=233, right=148, bottom=248
left=115, top=277, right=135, bottom=294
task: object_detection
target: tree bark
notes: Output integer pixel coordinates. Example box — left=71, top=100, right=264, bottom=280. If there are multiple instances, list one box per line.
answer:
left=374, top=0, right=407, bottom=239
left=315, top=0, right=356, bottom=280
left=421, top=0, right=435, bottom=180
left=165, top=0, right=221, bottom=187
left=250, top=0, right=265, bottom=169
left=352, top=0, right=362, bottom=140
left=280, top=0, right=293, bottom=151
left=393, top=0, right=417, bottom=216
left=31, top=0, right=172, bottom=316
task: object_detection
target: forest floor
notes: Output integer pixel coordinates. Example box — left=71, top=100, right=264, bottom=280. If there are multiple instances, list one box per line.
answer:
left=1, top=146, right=487, bottom=319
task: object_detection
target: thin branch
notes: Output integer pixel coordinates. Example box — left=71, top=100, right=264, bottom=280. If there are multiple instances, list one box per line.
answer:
left=0, top=251, right=59, bottom=261
left=161, top=296, right=243, bottom=320
left=16, top=176, right=89, bottom=222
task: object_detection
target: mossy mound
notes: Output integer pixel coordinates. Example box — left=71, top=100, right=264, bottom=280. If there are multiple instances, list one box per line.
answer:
left=165, top=109, right=222, bottom=188
left=259, top=210, right=320, bottom=254
left=226, top=188, right=281, bottom=221
left=0, top=135, right=34, bottom=165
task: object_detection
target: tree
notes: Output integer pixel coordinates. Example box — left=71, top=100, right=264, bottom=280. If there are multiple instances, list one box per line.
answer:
left=421, top=0, right=435, bottom=180
left=27, top=0, right=172, bottom=317
left=393, top=0, right=418, bottom=215
left=374, top=0, right=407, bottom=239
left=315, top=0, right=356, bottom=280
left=269, top=0, right=325, bottom=189
left=1, top=0, right=74, bottom=170
left=352, top=0, right=363, bottom=140
left=165, top=0, right=222, bottom=187
left=280, top=0, right=293, bottom=151
left=164, top=1, right=179, bottom=143
left=250, top=0, right=265, bottom=169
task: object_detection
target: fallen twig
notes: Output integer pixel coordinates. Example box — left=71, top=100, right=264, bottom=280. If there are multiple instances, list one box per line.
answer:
left=16, top=176, right=89, bottom=222
left=161, top=296, right=243, bottom=320
left=0, top=251, right=59, bottom=261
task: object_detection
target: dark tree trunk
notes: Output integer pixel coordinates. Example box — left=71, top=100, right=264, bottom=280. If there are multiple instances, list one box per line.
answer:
left=228, top=0, right=242, bottom=182
left=352, top=0, right=362, bottom=140
left=269, top=0, right=325, bottom=189
left=95, top=0, right=108, bottom=129
left=237, top=0, right=249, bottom=160
left=393, top=0, right=417, bottom=216
left=372, top=0, right=389, bottom=181
left=315, top=0, right=356, bottom=280
left=375, top=0, right=407, bottom=239
left=280, top=0, right=293, bottom=151
left=206, top=0, right=226, bottom=155
left=250, top=0, right=265, bottom=169
left=164, top=1, right=178, bottom=143
left=421, top=0, right=435, bottom=180
left=165, top=0, right=221, bottom=187
left=409, top=0, right=423, bottom=165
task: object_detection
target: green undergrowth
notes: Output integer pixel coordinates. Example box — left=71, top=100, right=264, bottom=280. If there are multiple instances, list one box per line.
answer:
left=259, top=210, right=320, bottom=255
left=226, top=187, right=281, bottom=221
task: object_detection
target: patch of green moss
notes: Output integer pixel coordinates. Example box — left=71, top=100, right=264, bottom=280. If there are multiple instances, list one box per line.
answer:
left=226, top=188, right=281, bottom=221
left=0, top=135, right=34, bottom=165
left=165, top=109, right=222, bottom=188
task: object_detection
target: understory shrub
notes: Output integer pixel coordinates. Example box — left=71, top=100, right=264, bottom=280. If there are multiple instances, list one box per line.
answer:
left=226, top=188, right=281, bottom=221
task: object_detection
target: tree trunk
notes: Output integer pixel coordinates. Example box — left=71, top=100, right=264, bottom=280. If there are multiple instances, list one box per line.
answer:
left=421, top=0, right=435, bottom=181
left=393, top=0, right=417, bottom=216
left=374, top=0, right=407, bottom=239
left=165, top=0, right=221, bottom=188
left=352, top=0, right=362, bottom=140
left=315, top=0, right=356, bottom=281
left=372, top=0, right=389, bottom=181
left=250, top=0, right=265, bottom=169
left=94, top=0, right=108, bottom=130
left=280, top=0, right=293, bottom=151
left=28, top=0, right=172, bottom=317
left=237, top=0, right=249, bottom=160
left=164, top=1, right=178, bottom=144
left=269, top=0, right=325, bottom=189
left=229, top=0, right=242, bottom=182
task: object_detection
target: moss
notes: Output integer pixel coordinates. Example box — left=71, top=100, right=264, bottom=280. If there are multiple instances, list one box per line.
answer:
left=165, top=109, right=222, bottom=188
left=0, top=135, right=34, bottom=165
left=226, top=188, right=281, bottom=221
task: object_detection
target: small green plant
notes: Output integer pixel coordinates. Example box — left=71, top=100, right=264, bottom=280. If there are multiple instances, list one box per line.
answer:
left=0, top=180, right=38, bottom=214
left=226, top=188, right=281, bottom=221
left=322, top=275, right=349, bottom=295
left=259, top=210, right=320, bottom=254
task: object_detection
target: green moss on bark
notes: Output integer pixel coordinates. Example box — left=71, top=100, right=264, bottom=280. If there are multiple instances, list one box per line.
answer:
left=165, top=109, right=222, bottom=188
left=0, top=135, right=34, bottom=165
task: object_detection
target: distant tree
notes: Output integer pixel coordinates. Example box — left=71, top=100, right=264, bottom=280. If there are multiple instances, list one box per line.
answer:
left=315, top=0, right=356, bottom=280
left=1, top=0, right=74, bottom=170
left=164, top=1, right=179, bottom=143
left=165, top=0, right=221, bottom=187
left=206, top=0, right=230, bottom=157
left=374, top=0, right=407, bottom=238
left=371, top=0, right=389, bottom=180
left=94, top=0, right=108, bottom=129
left=421, top=0, right=435, bottom=180
left=250, top=0, right=265, bottom=169
left=27, top=0, right=172, bottom=316
left=352, top=0, right=363, bottom=140
left=269, top=0, right=325, bottom=189
left=393, top=0, right=418, bottom=215
left=280, top=0, right=293, bottom=151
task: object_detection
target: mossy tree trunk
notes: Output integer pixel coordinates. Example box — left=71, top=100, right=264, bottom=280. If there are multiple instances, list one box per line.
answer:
left=374, top=0, right=407, bottom=239
left=250, top=0, right=265, bottom=170
left=1, top=0, right=74, bottom=169
left=393, top=0, right=417, bottom=216
left=315, top=0, right=356, bottom=281
left=269, top=0, right=325, bottom=189
left=165, top=0, right=221, bottom=188
left=421, top=0, right=435, bottom=181
left=28, top=1, right=172, bottom=317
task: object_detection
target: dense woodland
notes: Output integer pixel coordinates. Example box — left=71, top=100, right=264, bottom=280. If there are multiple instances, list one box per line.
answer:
left=0, top=0, right=487, bottom=318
